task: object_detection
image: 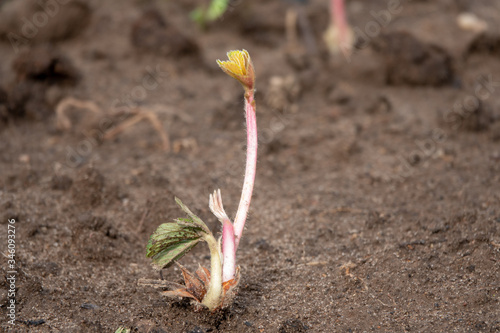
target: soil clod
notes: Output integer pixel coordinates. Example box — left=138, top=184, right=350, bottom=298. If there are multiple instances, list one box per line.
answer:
left=374, top=32, right=453, bottom=86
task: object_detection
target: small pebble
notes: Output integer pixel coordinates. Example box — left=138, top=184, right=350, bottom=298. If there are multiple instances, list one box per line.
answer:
left=80, top=303, right=99, bottom=310
left=19, top=154, right=30, bottom=163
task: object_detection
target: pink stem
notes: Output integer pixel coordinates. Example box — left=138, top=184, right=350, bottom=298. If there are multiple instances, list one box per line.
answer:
left=222, top=219, right=236, bottom=282
left=332, top=0, right=347, bottom=38
left=233, top=91, right=257, bottom=250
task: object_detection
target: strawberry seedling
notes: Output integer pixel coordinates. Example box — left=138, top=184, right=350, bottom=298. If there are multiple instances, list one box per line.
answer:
left=144, top=50, right=257, bottom=311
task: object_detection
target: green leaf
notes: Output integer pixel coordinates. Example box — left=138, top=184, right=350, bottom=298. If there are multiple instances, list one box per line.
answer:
left=147, top=222, right=200, bottom=255
left=115, top=328, right=131, bottom=333
left=190, top=0, right=229, bottom=25
left=206, top=0, right=229, bottom=21
left=147, top=237, right=200, bottom=270
left=175, top=197, right=211, bottom=233
left=147, top=222, right=200, bottom=252
left=146, top=199, right=213, bottom=270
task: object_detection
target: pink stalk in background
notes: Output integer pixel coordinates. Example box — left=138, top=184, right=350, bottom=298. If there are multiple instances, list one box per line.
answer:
left=324, top=0, right=354, bottom=57
left=332, top=0, right=348, bottom=44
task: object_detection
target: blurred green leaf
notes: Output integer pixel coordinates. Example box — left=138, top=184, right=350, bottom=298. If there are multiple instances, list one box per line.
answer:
left=115, top=327, right=131, bottom=333
left=206, top=0, right=229, bottom=21
left=190, top=0, right=230, bottom=25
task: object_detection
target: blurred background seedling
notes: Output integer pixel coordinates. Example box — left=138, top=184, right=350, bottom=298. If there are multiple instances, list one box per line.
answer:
left=190, top=0, right=230, bottom=27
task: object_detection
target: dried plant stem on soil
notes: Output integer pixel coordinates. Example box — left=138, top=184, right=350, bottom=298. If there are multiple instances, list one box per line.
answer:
left=103, top=110, right=169, bottom=151
left=55, top=97, right=100, bottom=130
left=54, top=97, right=170, bottom=151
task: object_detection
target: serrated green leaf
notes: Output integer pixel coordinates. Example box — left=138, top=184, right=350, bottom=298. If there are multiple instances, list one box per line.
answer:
left=148, top=238, right=200, bottom=270
left=175, top=197, right=211, bottom=233
left=174, top=217, right=204, bottom=230
left=149, top=222, right=199, bottom=240
left=146, top=223, right=201, bottom=258
left=146, top=199, right=213, bottom=269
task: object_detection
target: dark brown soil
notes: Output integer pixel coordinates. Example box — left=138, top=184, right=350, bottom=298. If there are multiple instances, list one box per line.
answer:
left=1, top=0, right=500, bottom=332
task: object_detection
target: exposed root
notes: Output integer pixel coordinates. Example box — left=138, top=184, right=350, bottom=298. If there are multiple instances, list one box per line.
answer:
left=55, top=97, right=101, bottom=131
left=54, top=97, right=170, bottom=151
left=103, top=109, right=170, bottom=151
